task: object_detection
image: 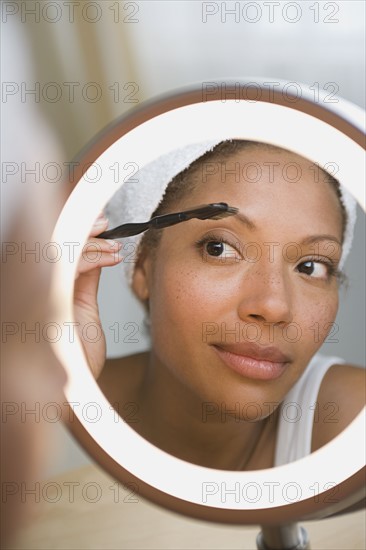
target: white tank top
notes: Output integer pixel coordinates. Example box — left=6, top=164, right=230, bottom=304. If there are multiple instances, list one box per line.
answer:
left=274, top=353, right=345, bottom=466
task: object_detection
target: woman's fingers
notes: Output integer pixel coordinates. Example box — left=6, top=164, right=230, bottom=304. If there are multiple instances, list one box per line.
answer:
left=74, top=214, right=124, bottom=306
left=76, top=240, right=123, bottom=276
left=89, top=214, right=109, bottom=238
left=75, top=215, right=124, bottom=275
left=74, top=244, right=123, bottom=309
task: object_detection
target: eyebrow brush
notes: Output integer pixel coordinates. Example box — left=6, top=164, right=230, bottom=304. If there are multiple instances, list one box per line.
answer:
left=96, top=203, right=239, bottom=240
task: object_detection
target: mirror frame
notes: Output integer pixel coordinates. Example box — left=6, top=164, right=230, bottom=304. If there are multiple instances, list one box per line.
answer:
left=52, top=78, right=365, bottom=525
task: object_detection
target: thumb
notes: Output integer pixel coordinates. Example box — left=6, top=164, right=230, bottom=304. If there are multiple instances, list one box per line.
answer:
left=74, top=266, right=102, bottom=309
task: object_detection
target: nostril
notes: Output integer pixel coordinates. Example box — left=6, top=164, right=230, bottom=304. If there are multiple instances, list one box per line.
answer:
left=248, top=314, right=265, bottom=322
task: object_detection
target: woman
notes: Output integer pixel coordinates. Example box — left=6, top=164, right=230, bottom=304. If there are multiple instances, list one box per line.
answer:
left=74, top=139, right=365, bottom=471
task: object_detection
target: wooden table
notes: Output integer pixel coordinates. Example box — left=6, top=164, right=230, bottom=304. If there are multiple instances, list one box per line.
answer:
left=10, top=464, right=366, bottom=549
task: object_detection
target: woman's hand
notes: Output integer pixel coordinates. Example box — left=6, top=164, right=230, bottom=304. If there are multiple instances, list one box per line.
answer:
left=73, top=213, right=123, bottom=379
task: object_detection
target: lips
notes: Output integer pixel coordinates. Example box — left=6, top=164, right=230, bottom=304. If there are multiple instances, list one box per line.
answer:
left=211, top=342, right=292, bottom=381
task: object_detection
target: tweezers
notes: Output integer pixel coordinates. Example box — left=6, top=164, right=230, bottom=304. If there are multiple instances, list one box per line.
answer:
left=96, top=202, right=238, bottom=240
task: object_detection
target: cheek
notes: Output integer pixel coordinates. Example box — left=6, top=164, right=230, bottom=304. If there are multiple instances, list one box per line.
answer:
left=298, top=293, right=339, bottom=352
left=150, top=265, right=218, bottom=329
left=148, top=260, right=232, bottom=370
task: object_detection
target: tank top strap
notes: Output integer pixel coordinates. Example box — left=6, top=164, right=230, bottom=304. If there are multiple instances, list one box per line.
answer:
left=274, top=354, right=345, bottom=466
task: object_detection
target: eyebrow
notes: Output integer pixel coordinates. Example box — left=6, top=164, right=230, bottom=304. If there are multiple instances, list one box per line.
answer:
left=300, top=234, right=342, bottom=247
left=233, top=211, right=257, bottom=231
left=232, top=211, right=342, bottom=247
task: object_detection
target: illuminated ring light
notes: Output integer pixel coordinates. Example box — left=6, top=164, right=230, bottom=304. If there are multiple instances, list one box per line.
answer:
left=51, top=79, right=365, bottom=525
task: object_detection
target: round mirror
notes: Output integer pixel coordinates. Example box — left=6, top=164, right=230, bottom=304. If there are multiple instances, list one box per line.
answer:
left=51, top=79, right=365, bottom=525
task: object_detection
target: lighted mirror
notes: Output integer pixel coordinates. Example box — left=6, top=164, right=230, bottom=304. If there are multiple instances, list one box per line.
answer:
left=51, top=80, right=365, bottom=525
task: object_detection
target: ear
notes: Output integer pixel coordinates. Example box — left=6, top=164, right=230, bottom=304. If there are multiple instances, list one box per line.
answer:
left=131, top=254, right=151, bottom=304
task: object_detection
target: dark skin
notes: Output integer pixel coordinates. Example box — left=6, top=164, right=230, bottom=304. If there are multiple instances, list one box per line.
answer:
left=97, top=355, right=365, bottom=472
left=74, top=147, right=365, bottom=473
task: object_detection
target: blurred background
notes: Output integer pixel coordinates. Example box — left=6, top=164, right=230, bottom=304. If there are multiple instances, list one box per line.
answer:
left=14, top=0, right=365, bottom=161
left=2, top=0, right=365, bottom=479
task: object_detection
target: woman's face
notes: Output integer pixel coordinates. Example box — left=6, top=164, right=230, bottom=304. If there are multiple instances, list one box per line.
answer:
left=135, top=146, right=344, bottom=420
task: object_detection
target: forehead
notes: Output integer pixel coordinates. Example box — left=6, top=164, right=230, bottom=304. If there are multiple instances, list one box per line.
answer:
left=158, top=146, right=343, bottom=245
left=196, top=146, right=322, bottom=185
left=191, top=146, right=341, bottom=211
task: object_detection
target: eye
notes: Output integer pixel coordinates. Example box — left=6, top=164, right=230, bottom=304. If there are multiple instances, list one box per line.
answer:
left=297, top=259, right=335, bottom=280
left=195, top=234, right=242, bottom=262
left=206, top=241, right=237, bottom=258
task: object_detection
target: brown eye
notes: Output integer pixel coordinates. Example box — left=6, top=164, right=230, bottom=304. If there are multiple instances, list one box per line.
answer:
left=297, top=260, right=329, bottom=279
left=206, top=241, right=224, bottom=256
left=195, top=234, right=242, bottom=262
left=298, top=261, right=315, bottom=276
left=204, top=240, right=241, bottom=261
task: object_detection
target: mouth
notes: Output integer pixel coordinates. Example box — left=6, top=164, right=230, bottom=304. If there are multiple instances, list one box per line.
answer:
left=211, top=342, right=292, bottom=381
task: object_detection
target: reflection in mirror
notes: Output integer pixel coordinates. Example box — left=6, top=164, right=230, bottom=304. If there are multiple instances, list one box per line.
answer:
left=73, top=139, right=365, bottom=472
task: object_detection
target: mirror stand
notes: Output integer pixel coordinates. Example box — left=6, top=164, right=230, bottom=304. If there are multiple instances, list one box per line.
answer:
left=256, top=523, right=310, bottom=550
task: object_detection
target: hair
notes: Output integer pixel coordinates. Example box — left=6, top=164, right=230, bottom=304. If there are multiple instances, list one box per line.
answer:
left=136, top=139, right=347, bottom=266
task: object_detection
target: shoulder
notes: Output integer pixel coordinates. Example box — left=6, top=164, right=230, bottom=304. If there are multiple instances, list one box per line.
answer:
left=311, top=363, right=365, bottom=452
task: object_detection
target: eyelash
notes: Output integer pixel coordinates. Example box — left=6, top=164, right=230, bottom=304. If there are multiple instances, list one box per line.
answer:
left=194, top=233, right=343, bottom=282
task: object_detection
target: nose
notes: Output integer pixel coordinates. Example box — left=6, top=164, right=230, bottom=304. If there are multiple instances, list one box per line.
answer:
left=237, top=261, right=293, bottom=326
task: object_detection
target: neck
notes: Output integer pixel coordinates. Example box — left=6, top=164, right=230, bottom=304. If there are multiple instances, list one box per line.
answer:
left=128, top=351, right=276, bottom=471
